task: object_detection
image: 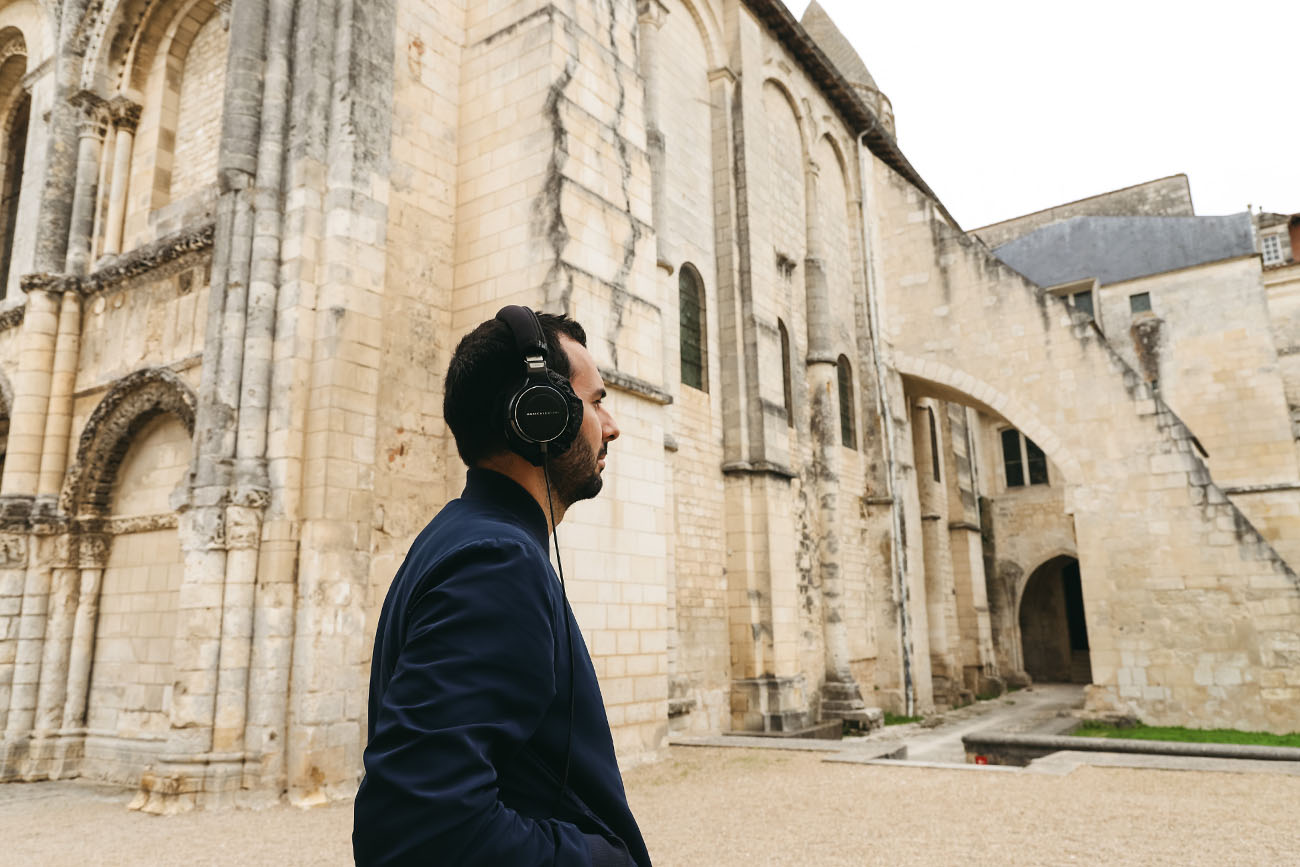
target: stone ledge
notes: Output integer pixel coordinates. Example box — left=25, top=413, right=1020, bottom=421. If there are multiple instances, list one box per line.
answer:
left=599, top=367, right=672, bottom=405
left=962, top=731, right=1300, bottom=766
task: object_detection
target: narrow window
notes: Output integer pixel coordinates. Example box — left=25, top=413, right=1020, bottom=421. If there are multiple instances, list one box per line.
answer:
left=1129, top=292, right=1151, bottom=315
left=779, top=319, right=793, bottom=427
left=1071, top=290, right=1093, bottom=319
left=679, top=265, right=706, bottom=391
left=837, top=355, right=855, bottom=449
left=1001, top=428, right=1024, bottom=488
left=1025, top=436, right=1049, bottom=485
left=0, top=92, right=30, bottom=299
left=1261, top=234, right=1283, bottom=266
left=927, top=406, right=941, bottom=482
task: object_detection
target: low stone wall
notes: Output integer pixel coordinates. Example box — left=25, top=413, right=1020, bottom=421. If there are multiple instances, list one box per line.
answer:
left=962, top=731, right=1300, bottom=766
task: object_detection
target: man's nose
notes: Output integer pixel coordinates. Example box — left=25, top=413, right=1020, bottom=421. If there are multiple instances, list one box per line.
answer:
left=603, top=410, right=620, bottom=442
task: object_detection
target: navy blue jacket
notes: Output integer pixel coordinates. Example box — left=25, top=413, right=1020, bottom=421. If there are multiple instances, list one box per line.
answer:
left=354, top=469, right=650, bottom=866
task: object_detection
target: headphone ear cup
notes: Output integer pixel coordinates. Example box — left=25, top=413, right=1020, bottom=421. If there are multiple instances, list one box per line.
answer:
left=544, top=369, right=585, bottom=455
left=501, top=372, right=584, bottom=467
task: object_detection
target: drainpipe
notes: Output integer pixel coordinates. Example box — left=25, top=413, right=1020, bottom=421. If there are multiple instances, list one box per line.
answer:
left=857, top=132, right=914, bottom=717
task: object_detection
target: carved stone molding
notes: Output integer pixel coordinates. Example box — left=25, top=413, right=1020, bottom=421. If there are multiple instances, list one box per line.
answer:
left=0, top=303, right=23, bottom=332
left=0, top=532, right=27, bottom=567
left=71, top=89, right=110, bottom=138
left=74, top=533, right=110, bottom=569
left=60, top=367, right=198, bottom=517
left=85, top=223, right=215, bottom=295
left=106, top=513, right=178, bottom=536
left=107, top=96, right=142, bottom=132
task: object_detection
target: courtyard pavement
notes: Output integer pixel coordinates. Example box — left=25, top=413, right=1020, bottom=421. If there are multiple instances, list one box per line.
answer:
left=3, top=686, right=1298, bottom=865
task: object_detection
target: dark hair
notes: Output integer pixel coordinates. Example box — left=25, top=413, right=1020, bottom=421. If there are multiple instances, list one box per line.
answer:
left=443, top=311, right=588, bottom=467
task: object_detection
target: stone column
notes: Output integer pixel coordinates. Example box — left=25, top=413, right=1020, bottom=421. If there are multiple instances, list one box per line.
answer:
left=942, top=404, right=1000, bottom=696
left=211, top=497, right=261, bottom=753
left=33, top=561, right=78, bottom=734
left=63, top=93, right=107, bottom=276
left=98, top=98, right=141, bottom=261
left=59, top=532, right=108, bottom=730
left=636, top=0, right=672, bottom=272
left=0, top=531, right=35, bottom=743
left=0, top=280, right=62, bottom=504
left=912, top=399, right=961, bottom=707
left=802, top=158, right=869, bottom=725
left=36, top=289, right=82, bottom=506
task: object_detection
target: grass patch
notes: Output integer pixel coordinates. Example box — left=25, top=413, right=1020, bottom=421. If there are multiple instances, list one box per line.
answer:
left=883, top=712, right=922, bottom=726
left=1072, top=721, right=1300, bottom=748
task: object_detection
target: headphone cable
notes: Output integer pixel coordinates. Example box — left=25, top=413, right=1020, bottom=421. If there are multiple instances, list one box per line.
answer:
left=542, top=448, right=576, bottom=809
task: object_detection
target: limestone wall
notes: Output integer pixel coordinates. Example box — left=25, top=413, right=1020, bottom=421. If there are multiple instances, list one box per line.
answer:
left=873, top=159, right=1300, bottom=732
left=1094, top=257, right=1300, bottom=565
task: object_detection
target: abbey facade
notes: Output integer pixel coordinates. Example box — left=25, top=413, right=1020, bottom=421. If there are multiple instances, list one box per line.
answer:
left=0, top=0, right=1295, bottom=810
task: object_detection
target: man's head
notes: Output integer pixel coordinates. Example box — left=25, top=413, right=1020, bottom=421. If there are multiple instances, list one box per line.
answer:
left=444, top=310, right=619, bottom=507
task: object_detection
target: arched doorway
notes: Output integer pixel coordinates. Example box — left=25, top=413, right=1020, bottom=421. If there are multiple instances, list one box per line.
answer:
left=1018, top=556, right=1091, bottom=683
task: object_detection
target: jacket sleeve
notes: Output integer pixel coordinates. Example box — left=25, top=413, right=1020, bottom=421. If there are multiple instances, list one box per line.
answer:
left=354, top=539, right=617, bottom=866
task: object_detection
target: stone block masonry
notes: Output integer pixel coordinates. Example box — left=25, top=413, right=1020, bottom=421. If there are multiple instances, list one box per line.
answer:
left=0, top=0, right=1295, bottom=813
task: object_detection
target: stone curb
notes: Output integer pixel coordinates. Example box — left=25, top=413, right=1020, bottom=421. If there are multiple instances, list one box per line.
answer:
left=668, top=735, right=905, bottom=758
left=962, top=731, right=1300, bottom=763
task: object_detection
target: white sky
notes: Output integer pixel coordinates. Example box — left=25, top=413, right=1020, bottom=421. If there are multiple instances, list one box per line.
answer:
left=782, top=0, right=1300, bottom=229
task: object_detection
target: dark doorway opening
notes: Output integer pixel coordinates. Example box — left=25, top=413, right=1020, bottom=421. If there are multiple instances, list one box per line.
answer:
left=1019, top=556, right=1091, bottom=683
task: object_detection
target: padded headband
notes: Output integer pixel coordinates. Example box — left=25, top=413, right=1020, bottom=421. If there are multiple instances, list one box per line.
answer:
left=495, top=305, right=548, bottom=362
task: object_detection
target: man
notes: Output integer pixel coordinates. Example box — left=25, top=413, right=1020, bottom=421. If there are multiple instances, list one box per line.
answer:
left=354, top=307, right=651, bottom=866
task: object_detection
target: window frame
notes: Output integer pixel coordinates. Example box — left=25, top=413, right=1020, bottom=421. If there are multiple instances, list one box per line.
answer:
left=778, top=319, right=793, bottom=427
left=836, top=354, right=856, bottom=450
left=1000, top=427, right=1049, bottom=490
left=678, top=263, right=708, bottom=392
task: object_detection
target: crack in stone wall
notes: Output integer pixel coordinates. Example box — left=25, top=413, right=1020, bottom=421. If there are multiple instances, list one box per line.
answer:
left=596, top=0, right=641, bottom=368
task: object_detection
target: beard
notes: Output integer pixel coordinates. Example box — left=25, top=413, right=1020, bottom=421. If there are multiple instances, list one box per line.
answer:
left=549, top=435, right=604, bottom=507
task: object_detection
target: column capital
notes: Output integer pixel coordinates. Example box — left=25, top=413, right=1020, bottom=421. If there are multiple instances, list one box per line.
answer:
left=70, top=90, right=109, bottom=138
left=107, top=96, right=142, bottom=132
left=707, top=66, right=736, bottom=86
left=637, top=0, right=668, bottom=27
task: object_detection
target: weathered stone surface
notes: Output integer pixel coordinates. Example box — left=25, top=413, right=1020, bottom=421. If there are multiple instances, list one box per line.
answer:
left=0, top=0, right=1293, bottom=811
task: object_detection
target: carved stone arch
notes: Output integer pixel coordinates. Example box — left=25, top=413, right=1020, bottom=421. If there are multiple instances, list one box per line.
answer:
left=891, top=349, right=1082, bottom=484
left=123, top=0, right=223, bottom=96
left=1014, top=547, right=1081, bottom=614
left=817, top=131, right=857, bottom=206
left=0, top=1, right=53, bottom=66
left=664, top=0, right=723, bottom=70
left=60, top=367, right=196, bottom=517
left=0, top=27, right=27, bottom=138
left=761, top=76, right=809, bottom=160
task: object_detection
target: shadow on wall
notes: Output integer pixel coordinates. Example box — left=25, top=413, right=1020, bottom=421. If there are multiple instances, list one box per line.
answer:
left=1019, top=556, right=1092, bottom=684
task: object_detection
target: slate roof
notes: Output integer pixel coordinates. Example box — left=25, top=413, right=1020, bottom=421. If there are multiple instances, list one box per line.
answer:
left=991, top=213, right=1256, bottom=287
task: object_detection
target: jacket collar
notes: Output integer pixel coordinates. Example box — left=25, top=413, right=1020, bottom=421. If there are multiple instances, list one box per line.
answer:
left=462, top=467, right=551, bottom=552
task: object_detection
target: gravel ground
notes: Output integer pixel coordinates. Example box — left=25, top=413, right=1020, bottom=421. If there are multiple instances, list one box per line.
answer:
left=3, top=746, right=1298, bottom=865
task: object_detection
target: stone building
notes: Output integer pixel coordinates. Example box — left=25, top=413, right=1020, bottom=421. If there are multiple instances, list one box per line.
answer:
left=0, top=0, right=1295, bottom=811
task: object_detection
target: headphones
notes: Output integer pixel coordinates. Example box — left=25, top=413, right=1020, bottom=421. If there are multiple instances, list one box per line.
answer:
left=495, top=305, right=585, bottom=467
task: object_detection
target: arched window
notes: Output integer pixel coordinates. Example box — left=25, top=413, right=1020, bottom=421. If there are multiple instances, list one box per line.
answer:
left=169, top=11, right=228, bottom=201
left=0, top=29, right=30, bottom=300
left=837, top=354, right=855, bottom=449
left=679, top=264, right=707, bottom=392
left=779, top=319, right=793, bottom=427
left=0, top=90, right=28, bottom=299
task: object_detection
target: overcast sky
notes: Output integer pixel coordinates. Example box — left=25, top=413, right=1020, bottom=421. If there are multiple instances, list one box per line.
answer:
left=782, top=0, right=1300, bottom=230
